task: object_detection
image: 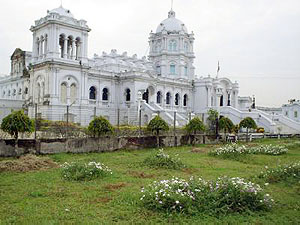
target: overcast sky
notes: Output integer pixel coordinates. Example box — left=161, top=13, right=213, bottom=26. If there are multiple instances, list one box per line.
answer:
left=0, top=0, right=299, bottom=107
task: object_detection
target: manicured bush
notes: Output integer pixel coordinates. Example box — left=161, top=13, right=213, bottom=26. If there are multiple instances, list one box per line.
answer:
left=1, top=110, right=34, bottom=143
left=88, top=116, right=114, bottom=137
left=147, top=116, right=169, bottom=147
left=141, top=176, right=273, bottom=215
left=61, top=161, right=112, bottom=181
left=144, top=149, right=185, bottom=170
left=185, top=117, right=206, bottom=135
left=239, top=117, right=257, bottom=141
left=207, top=109, right=218, bottom=135
left=258, top=162, right=300, bottom=183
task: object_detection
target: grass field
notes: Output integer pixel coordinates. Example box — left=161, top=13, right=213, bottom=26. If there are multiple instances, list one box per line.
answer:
left=0, top=138, right=300, bottom=224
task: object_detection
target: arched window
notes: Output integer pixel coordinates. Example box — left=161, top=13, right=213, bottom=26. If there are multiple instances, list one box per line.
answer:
left=220, top=95, right=224, bottom=107
left=67, top=36, right=73, bottom=59
left=59, top=34, right=65, bottom=58
left=156, top=65, right=161, bottom=75
left=70, top=83, right=77, bottom=104
left=89, top=86, right=96, bottom=100
left=166, top=92, right=171, bottom=105
left=142, top=89, right=149, bottom=103
left=2, top=91, right=5, bottom=97
left=24, top=87, right=28, bottom=95
left=227, top=93, right=231, bottom=106
left=168, top=40, right=177, bottom=51
left=102, top=88, right=109, bottom=101
left=125, top=88, right=131, bottom=102
left=157, top=91, right=162, bottom=104
left=175, top=93, right=180, bottom=106
left=13, top=89, right=16, bottom=96
left=18, top=88, right=22, bottom=95
left=61, top=83, right=67, bottom=104
left=183, top=94, right=188, bottom=107
left=170, top=64, right=176, bottom=75
left=8, top=90, right=11, bottom=97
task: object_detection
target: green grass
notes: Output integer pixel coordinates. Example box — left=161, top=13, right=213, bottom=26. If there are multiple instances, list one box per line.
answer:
left=0, top=138, right=300, bottom=224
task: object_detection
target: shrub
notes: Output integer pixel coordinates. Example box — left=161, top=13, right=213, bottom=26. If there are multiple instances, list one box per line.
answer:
left=147, top=116, right=169, bottom=147
left=210, top=143, right=288, bottom=160
left=88, top=116, right=114, bottom=137
left=61, top=161, right=112, bottom=181
left=1, top=110, right=34, bottom=142
left=207, top=109, right=218, bottom=135
left=258, top=162, right=300, bottom=183
left=185, top=117, right=206, bottom=135
left=144, top=149, right=185, bottom=170
left=140, top=176, right=273, bottom=215
left=239, top=117, right=257, bottom=141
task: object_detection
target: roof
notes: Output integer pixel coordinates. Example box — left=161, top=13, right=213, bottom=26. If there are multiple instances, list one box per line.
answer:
left=156, top=10, right=188, bottom=33
left=48, top=6, right=74, bottom=18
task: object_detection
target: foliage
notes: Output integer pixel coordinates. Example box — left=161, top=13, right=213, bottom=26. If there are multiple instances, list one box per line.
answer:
left=207, top=109, right=218, bottom=134
left=61, top=161, right=112, bottom=181
left=0, top=110, right=34, bottom=141
left=210, top=143, right=288, bottom=160
left=141, top=176, right=273, bottom=215
left=185, top=117, right=206, bottom=134
left=147, top=116, right=169, bottom=135
left=88, top=116, right=114, bottom=137
left=258, top=162, right=300, bottom=183
left=239, top=117, right=257, bottom=131
left=219, top=117, right=234, bottom=134
left=144, top=149, right=185, bottom=170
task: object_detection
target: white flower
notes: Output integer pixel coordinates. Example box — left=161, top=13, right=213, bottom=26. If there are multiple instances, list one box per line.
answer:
left=175, top=200, right=179, bottom=204
left=265, top=183, right=269, bottom=186
left=65, top=208, right=70, bottom=212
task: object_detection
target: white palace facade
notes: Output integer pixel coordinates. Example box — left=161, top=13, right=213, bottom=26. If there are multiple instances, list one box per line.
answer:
left=0, top=6, right=299, bottom=134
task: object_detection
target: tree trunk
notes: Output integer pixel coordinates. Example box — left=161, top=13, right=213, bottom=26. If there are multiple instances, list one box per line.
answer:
left=246, top=128, right=249, bottom=142
left=156, top=130, right=160, bottom=148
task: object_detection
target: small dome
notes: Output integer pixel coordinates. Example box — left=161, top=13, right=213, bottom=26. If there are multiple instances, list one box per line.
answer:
left=156, top=10, right=188, bottom=33
left=49, top=6, right=74, bottom=18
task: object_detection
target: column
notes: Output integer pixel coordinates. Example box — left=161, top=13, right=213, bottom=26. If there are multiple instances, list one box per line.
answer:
left=44, top=37, right=47, bottom=57
left=207, top=86, right=212, bottom=107
left=71, top=40, right=75, bottom=60
left=63, top=37, right=68, bottom=58
left=39, top=40, right=42, bottom=58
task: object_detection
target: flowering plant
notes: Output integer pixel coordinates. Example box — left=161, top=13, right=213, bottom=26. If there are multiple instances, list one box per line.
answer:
left=61, top=161, right=112, bottom=181
left=258, top=162, right=300, bottom=183
left=144, top=149, right=185, bottom=169
left=141, top=176, right=273, bottom=214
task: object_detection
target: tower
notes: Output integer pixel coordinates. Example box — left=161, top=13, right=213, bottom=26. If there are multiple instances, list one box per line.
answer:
left=149, top=9, right=195, bottom=80
left=30, top=6, right=91, bottom=64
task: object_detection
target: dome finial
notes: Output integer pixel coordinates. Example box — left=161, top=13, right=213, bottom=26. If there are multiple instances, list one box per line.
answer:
left=171, top=0, right=173, bottom=10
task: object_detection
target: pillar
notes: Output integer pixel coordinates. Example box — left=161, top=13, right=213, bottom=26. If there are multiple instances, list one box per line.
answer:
left=71, top=40, right=75, bottom=60
left=63, top=37, right=68, bottom=58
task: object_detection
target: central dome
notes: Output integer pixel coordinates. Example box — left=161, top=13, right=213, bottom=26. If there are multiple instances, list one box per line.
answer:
left=156, top=10, right=188, bottom=33
left=49, top=6, right=74, bottom=18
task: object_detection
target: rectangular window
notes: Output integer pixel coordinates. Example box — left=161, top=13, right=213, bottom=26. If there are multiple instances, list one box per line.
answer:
left=156, top=66, right=161, bottom=75
left=295, top=111, right=298, bottom=118
left=170, top=65, right=176, bottom=75
left=285, top=111, right=288, bottom=116
left=184, top=66, right=188, bottom=76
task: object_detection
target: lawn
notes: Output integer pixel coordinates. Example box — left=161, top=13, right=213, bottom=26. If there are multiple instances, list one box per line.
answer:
left=0, top=138, right=300, bottom=224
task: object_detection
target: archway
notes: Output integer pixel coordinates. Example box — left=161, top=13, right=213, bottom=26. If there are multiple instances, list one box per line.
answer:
left=143, top=89, right=149, bottom=103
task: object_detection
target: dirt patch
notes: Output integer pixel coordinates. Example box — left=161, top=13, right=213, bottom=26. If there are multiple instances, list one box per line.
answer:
left=129, top=171, right=154, bottom=179
left=0, top=154, right=58, bottom=172
left=190, top=148, right=209, bottom=153
left=182, top=168, right=198, bottom=174
left=91, top=197, right=112, bottom=204
left=104, top=182, right=127, bottom=191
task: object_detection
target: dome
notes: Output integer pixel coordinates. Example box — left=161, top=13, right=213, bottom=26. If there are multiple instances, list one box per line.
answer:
left=49, top=6, right=74, bottom=18
left=156, top=10, right=188, bottom=33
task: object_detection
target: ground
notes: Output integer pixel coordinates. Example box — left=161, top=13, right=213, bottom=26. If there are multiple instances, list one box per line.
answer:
left=0, top=139, right=300, bottom=224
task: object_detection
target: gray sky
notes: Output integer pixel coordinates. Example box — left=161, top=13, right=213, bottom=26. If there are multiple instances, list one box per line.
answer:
left=0, top=0, right=299, bottom=107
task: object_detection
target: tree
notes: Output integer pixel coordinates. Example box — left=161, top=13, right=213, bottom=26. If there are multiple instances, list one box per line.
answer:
left=147, top=115, right=169, bottom=147
left=1, top=110, right=34, bottom=145
left=207, top=109, right=219, bottom=136
left=185, top=117, right=206, bottom=145
left=219, top=117, right=234, bottom=142
left=239, top=117, right=257, bottom=142
left=88, top=116, right=114, bottom=137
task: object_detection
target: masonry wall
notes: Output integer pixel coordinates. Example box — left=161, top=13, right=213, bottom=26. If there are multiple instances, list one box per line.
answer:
left=0, top=134, right=215, bottom=157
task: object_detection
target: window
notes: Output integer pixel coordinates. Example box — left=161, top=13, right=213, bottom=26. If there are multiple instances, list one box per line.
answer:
left=295, top=111, right=298, bottom=118
left=125, top=88, right=131, bottom=102
left=168, top=40, right=177, bottom=52
left=285, top=111, right=288, bottom=116
left=70, top=83, right=77, bottom=104
left=184, top=66, right=188, bottom=76
left=157, top=91, right=162, bottom=104
left=170, top=64, right=176, bottom=75
left=156, top=65, right=161, bottom=75
left=184, top=42, right=189, bottom=52
left=61, top=83, right=67, bottom=104
left=175, top=93, right=180, bottom=106
left=102, top=88, right=109, bottom=101
left=183, top=94, right=188, bottom=107
left=59, top=34, right=65, bottom=58
left=24, top=87, right=28, bottom=95
left=227, top=94, right=231, bottom=106
left=89, top=86, right=96, bottom=100
left=166, top=92, right=171, bottom=105
left=18, top=88, right=22, bottom=95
